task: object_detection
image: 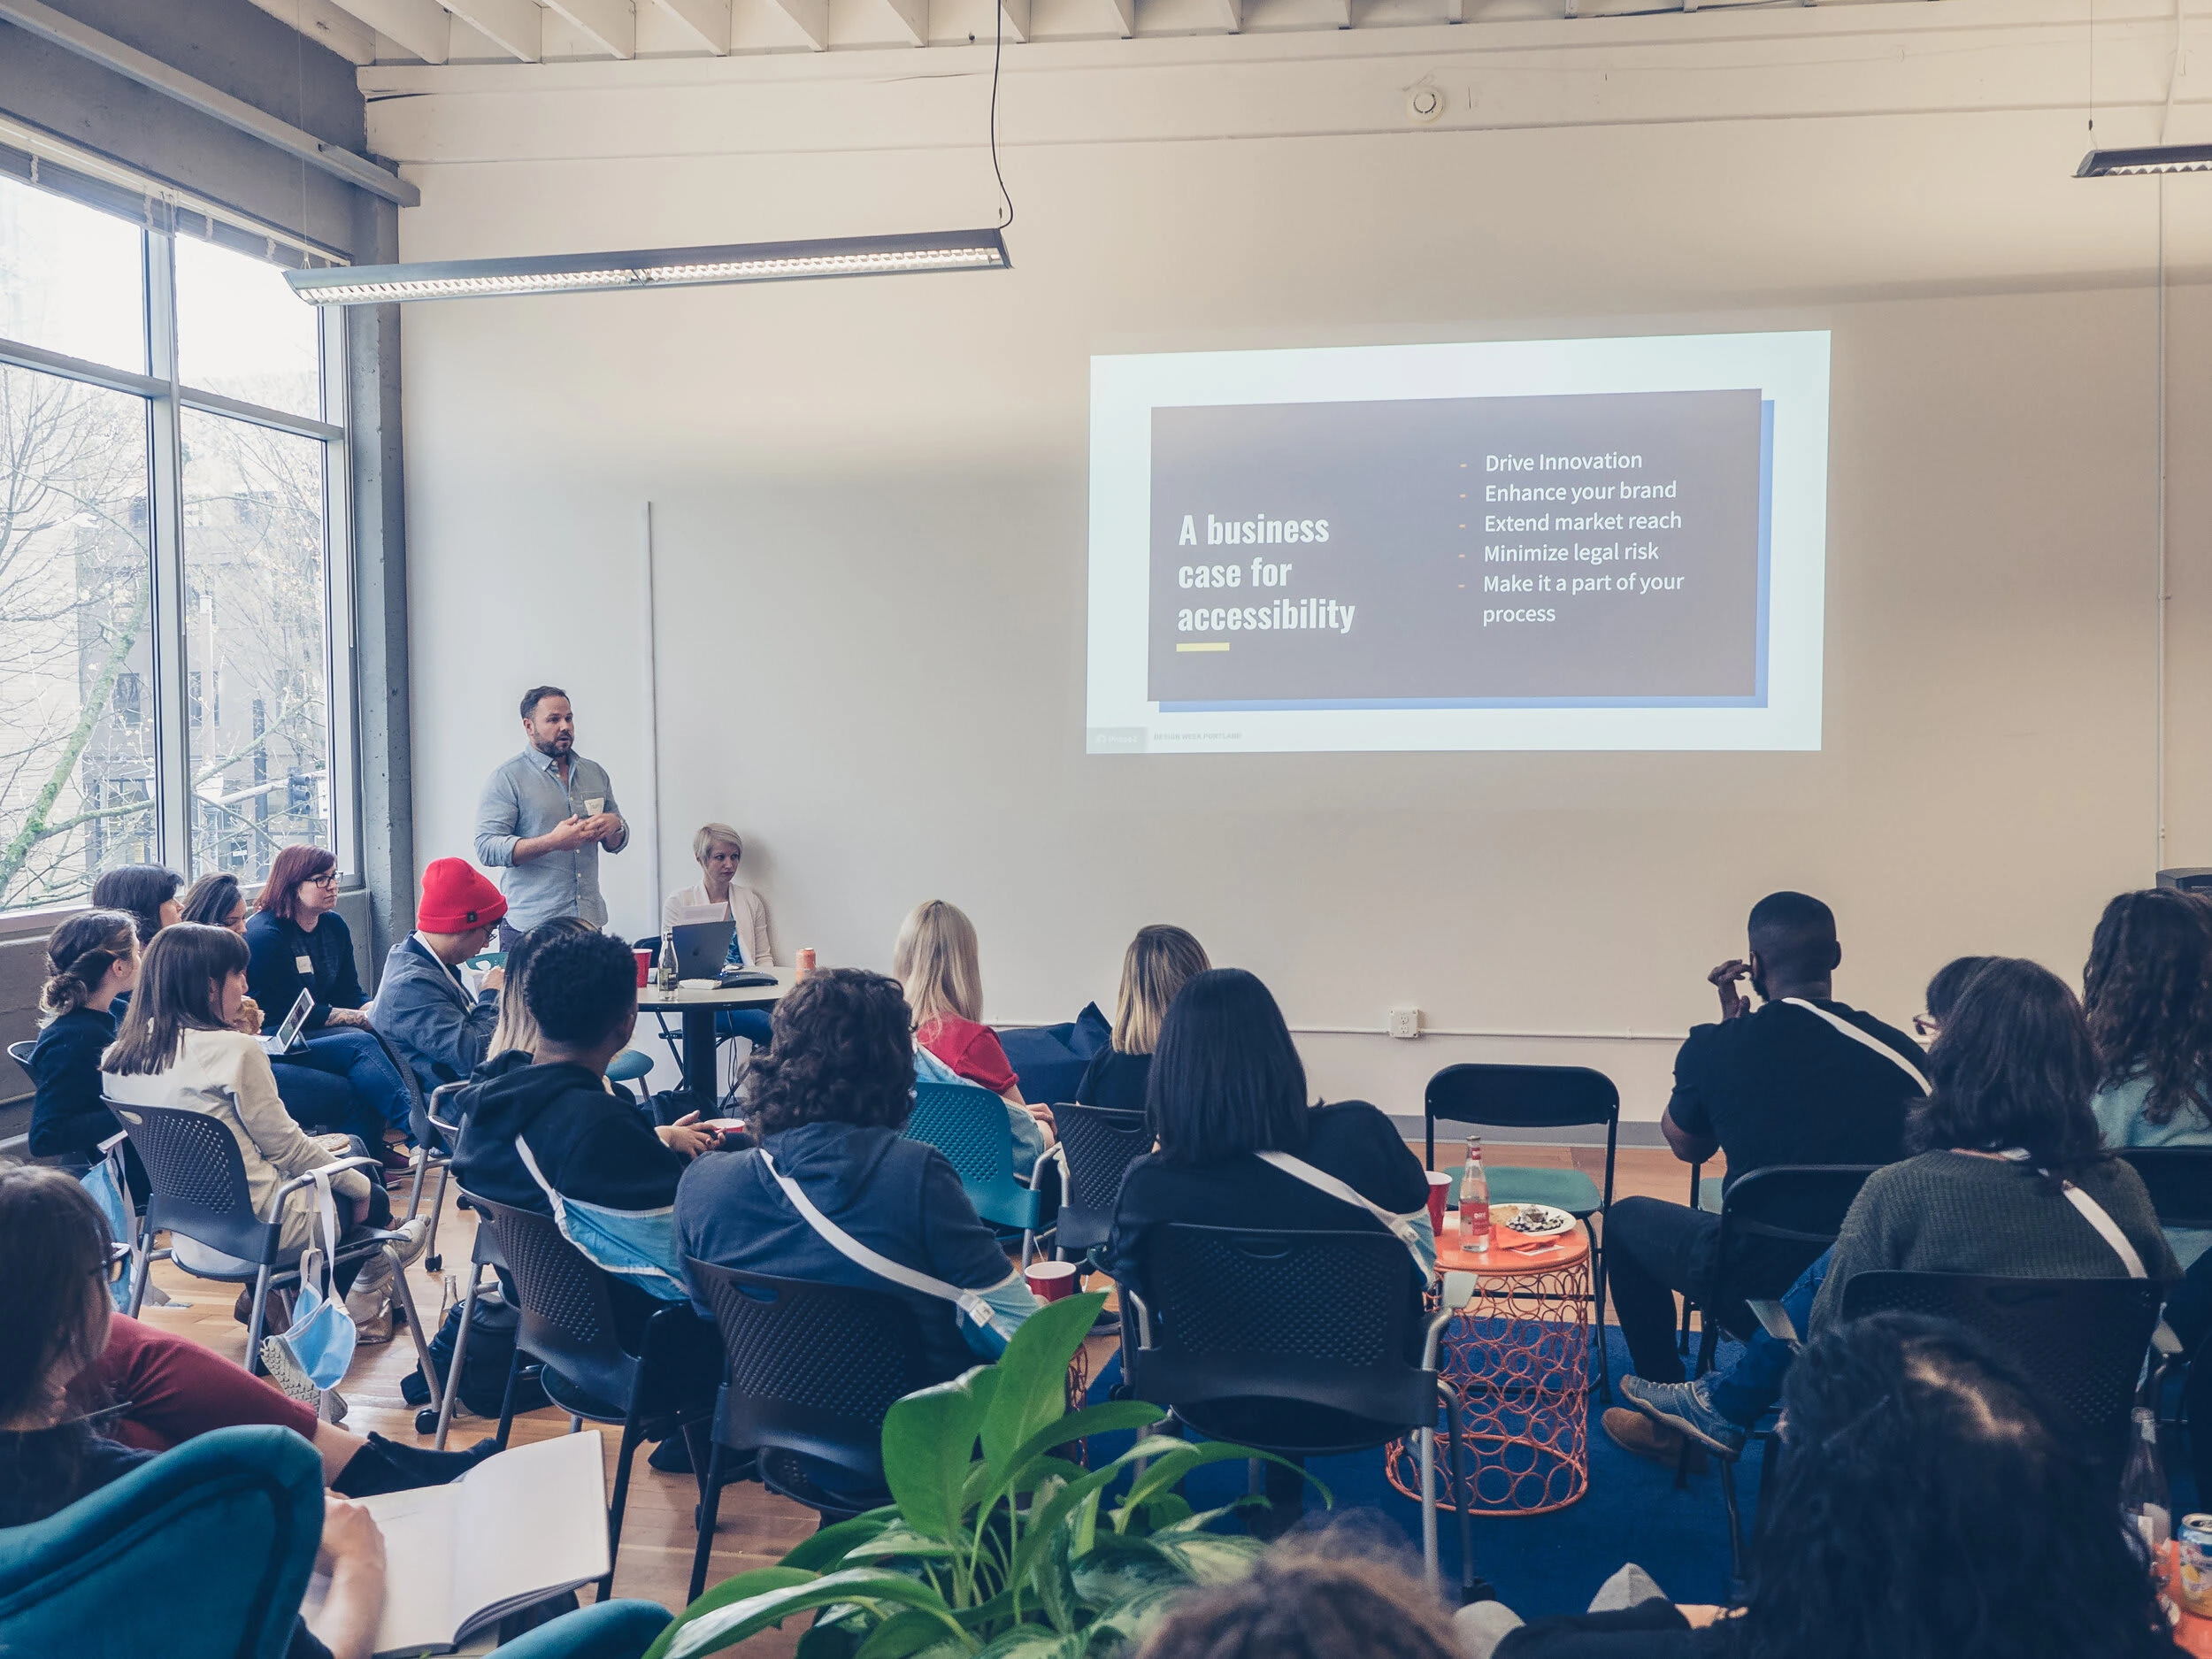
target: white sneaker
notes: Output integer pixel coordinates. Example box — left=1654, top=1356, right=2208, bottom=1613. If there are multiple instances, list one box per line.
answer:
left=382, top=1217, right=430, bottom=1272
left=344, top=1251, right=396, bottom=1345
left=259, top=1336, right=348, bottom=1422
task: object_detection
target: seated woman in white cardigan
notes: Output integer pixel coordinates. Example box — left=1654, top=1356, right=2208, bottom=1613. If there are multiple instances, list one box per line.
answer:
left=662, top=822, right=773, bottom=1048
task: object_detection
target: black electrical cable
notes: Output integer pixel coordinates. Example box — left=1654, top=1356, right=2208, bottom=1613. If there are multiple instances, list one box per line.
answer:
left=990, top=0, right=1014, bottom=229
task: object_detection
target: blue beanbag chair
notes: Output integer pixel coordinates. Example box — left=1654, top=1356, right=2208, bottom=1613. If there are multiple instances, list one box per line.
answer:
left=997, top=1002, right=1111, bottom=1104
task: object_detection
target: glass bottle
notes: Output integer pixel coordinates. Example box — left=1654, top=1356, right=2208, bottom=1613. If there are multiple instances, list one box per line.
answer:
left=657, top=933, right=679, bottom=990
left=2122, top=1405, right=2172, bottom=1555
left=1460, top=1137, right=1491, bottom=1254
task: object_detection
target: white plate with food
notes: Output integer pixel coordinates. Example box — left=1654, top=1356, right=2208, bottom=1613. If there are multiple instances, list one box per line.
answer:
left=1491, top=1202, right=1576, bottom=1236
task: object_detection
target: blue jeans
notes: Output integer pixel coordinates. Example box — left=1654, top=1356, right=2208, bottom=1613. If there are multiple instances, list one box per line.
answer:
left=282, top=1026, right=414, bottom=1138
left=269, top=1057, right=386, bottom=1147
left=1706, top=1248, right=1832, bottom=1426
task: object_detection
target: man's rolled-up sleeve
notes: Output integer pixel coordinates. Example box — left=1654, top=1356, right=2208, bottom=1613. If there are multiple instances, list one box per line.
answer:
left=474, top=765, right=521, bottom=867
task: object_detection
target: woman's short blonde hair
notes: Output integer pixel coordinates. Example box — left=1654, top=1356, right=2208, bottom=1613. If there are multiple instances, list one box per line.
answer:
left=1112, top=925, right=1210, bottom=1056
left=693, top=824, right=743, bottom=865
left=893, top=900, right=984, bottom=1027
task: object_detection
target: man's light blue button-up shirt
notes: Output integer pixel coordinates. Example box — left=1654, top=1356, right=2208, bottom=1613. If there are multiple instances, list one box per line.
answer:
left=472, top=747, right=627, bottom=931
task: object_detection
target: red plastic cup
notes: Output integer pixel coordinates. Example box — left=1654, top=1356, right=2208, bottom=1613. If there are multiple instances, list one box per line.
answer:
left=1025, top=1261, right=1079, bottom=1302
left=1425, top=1171, right=1452, bottom=1236
left=634, top=949, right=651, bottom=987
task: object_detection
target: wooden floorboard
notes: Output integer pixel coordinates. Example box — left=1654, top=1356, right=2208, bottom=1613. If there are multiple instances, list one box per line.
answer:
left=131, top=1140, right=1718, bottom=1628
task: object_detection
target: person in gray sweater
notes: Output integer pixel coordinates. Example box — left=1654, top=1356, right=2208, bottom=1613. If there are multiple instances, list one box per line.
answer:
left=1810, top=955, right=2177, bottom=1333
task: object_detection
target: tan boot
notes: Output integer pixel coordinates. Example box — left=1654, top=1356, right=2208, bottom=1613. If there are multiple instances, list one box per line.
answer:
left=1602, top=1406, right=1709, bottom=1473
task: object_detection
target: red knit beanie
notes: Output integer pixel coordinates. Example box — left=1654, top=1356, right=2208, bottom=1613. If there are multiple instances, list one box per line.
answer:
left=418, top=857, right=507, bottom=933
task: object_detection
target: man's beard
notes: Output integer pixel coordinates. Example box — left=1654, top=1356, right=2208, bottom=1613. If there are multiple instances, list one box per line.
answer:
left=533, top=733, right=572, bottom=756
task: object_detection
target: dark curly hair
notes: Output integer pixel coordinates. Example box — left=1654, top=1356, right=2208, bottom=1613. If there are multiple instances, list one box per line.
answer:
left=1132, top=1530, right=1458, bottom=1659
left=89, top=864, right=180, bottom=946
left=1736, top=1312, right=2180, bottom=1659
left=741, top=968, right=914, bottom=1136
left=2085, top=888, right=2212, bottom=1129
left=520, top=927, right=637, bottom=1048
left=1908, top=956, right=2104, bottom=1177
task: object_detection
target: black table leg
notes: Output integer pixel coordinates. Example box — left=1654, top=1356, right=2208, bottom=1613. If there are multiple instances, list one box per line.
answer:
left=680, top=1005, right=718, bottom=1105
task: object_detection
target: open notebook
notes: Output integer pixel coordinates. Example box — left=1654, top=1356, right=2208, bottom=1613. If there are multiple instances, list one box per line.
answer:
left=310, top=1431, right=610, bottom=1656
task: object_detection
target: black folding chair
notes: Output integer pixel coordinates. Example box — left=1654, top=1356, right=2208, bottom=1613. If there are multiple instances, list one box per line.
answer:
left=1425, top=1064, right=1620, bottom=1400
left=470, top=1195, right=715, bottom=1601
left=684, top=1259, right=933, bottom=1601
left=1678, top=1163, right=1878, bottom=1578
left=111, top=1100, right=434, bottom=1386
left=1121, top=1225, right=1479, bottom=1596
left=401, top=1080, right=467, bottom=1274
left=1839, top=1270, right=2163, bottom=1482
left=1024, top=1102, right=1150, bottom=1272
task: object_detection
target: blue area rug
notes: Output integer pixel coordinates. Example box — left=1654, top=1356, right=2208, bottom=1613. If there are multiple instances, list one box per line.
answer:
left=1084, top=1328, right=1762, bottom=1617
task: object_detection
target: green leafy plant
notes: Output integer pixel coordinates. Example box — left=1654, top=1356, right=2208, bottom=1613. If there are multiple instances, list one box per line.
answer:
left=647, top=1291, right=1323, bottom=1659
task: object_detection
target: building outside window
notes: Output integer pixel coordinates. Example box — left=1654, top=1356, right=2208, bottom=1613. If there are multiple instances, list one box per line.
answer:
left=0, top=165, right=351, bottom=914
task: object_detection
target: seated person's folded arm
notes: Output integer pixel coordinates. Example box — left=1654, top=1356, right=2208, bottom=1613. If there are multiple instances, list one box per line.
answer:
left=918, top=1151, right=1039, bottom=1352
left=1659, top=1071, right=1720, bottom=1165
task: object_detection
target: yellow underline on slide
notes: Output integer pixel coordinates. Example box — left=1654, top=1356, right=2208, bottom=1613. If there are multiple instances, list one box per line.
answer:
left=1176, top=641, right=1231, bottom=652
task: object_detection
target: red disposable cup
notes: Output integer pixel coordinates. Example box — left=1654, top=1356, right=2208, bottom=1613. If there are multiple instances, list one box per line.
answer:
left=1025, top=1261, right=1079, bottom=1302
left=1425, top=1171, right=1452, bottom=1235
left=634, top=949, right=651, bottom=987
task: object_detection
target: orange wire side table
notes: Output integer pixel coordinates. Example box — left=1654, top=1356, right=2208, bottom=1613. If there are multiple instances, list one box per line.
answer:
left=1385, top=1217, right=1591, bottom=1517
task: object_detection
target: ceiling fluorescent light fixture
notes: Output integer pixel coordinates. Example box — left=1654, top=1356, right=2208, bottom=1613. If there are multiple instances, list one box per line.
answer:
left=285, top=227, right=1010, bottom=305
left=2077, top=142, right=2212, bottom=177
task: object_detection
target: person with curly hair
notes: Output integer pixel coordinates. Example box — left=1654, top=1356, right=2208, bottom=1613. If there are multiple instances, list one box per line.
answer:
left=1477, top=1313, right=2182, bottom=1659
left=2086, top=889, right=2212, bottom=1254
left=1134, top=1533, right=1463, bottom=1659
left=674, top=966, right=1038, bottom=1386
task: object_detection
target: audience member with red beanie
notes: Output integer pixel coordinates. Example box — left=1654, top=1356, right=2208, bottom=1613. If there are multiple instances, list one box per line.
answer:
left=373, top=859, right=512, bottom=1102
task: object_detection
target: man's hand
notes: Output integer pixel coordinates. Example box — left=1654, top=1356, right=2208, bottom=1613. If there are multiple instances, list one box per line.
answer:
left=657, top=1111, right=718, bottom=1159
left=323, top=1006, right=372, bottom=1030
left=1708, top=959, right=1752, bottom=1021
left=580, top=812, right=622, bottom=844
left=480, top=965, right=506, bottom=993
left=547, top=815, right=597, bottom=850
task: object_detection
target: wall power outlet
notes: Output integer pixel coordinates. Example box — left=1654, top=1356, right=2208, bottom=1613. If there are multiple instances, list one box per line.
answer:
left=1389, top=1006, right=1422, bottom=1041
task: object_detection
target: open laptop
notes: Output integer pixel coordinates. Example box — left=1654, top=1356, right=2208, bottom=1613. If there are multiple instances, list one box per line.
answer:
left=257, top=988, right=313, bottom=1057
left=670, top=917, right=735, bottom=981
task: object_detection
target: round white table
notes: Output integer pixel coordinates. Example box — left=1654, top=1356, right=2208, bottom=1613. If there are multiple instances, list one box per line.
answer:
left=637, top=968, right=794, bottom=1103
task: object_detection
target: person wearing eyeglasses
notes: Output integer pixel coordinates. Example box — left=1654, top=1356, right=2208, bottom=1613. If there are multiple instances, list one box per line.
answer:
left=242, top=844, right=415, bottom=1166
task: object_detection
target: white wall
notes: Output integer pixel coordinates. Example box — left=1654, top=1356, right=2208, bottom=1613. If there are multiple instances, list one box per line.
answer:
left=367, top=0, right=2212, bottom=1123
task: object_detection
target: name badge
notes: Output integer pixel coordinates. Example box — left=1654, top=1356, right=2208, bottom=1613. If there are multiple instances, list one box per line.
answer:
left=295, top=955, right=313, bottom=974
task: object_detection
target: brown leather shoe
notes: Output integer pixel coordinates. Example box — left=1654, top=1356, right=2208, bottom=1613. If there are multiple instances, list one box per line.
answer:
left=1602, top=1406, right=1709, bottom=1473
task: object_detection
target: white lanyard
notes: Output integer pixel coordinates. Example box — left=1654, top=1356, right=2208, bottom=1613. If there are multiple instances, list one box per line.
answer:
left=1781, top=998, right=1932, bottom=1094
left=1989, top=1148, right=2148, bottom=1279
left=760, top=1152, right=994, bottom=1328
left=1255, top=1152, right=1431, bottom=1271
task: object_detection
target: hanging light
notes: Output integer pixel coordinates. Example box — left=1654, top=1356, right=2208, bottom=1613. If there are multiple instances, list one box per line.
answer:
left=2077, top=142, right=2212, bottom=177
left=285, top=227, right=1010, bottom=305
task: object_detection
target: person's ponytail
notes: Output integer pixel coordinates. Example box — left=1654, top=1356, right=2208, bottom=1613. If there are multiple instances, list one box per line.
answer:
left=40, top=911, right=138, bottom=1019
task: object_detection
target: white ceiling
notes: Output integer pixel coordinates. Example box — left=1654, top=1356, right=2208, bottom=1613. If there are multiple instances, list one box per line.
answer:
left=245, top=0, right=1940, bottom=69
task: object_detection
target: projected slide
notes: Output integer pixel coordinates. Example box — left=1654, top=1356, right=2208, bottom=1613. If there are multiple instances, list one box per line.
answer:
left=1085, top=332, right=1830, bottom=754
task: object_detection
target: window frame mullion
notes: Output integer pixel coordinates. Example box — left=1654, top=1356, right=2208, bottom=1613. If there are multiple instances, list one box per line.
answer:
left=142, top=218, right=192, bottom=879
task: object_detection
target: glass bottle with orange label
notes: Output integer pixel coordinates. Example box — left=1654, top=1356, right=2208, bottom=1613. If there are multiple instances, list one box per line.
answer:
left=1460, top=1137, right=1491, bottom=1254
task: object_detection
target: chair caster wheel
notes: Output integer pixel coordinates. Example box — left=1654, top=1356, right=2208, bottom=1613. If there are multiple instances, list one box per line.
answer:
left=426, top=1254, right=442, bottom=1272
left=415, top=1408, right=439, bottom=1435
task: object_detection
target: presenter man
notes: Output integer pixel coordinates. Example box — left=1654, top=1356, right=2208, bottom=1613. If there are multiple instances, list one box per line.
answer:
left=473, top=686, right=628, bottom=950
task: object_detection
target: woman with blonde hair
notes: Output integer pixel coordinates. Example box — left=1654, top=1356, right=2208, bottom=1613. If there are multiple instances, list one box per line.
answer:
left=1077, top=926, right=1210, bottom=1115
left=662, top=824, right=774, bottom=1049
left=894, top=900, right=1055, bottom=1159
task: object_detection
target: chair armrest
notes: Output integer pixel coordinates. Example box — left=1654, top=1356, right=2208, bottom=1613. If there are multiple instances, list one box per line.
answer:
left=1422, top=1306, right=1455, bottom=1371
left=1120, top=1286, right=1155, bottom=1348
left=1441, top=1271, right=1477, bottom=1313
left=272, top=1156, right=384, bottom=1203
left=1746, top=1298, right=1800, bottom=1346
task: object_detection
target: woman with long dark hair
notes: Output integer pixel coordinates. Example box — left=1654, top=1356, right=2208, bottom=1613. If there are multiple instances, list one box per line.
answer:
left=1807, top=956, right=2175, bottom=1333
left=89, top=864, right=181, bottom=946
left=1487, top=1313, right=2182, bottom=1658
left=26, top=910, right=142, bottom=1182
left=242, top=843, right=414, bottom=1162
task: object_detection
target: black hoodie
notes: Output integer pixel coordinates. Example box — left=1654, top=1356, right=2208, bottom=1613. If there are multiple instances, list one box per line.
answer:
left=449, top=1056, right=686, bottom=1223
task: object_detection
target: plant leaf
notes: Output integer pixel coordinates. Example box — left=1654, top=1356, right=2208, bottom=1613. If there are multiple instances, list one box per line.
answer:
left=1111, top=1443, right=1321, bottom=1529
left=783, top=1510, right=900, bottom=1571
left=1068, top=1534, right=1183, bottom=1608
left=662, top=1568, right=972, bottom=1659
left=992, top=1400, right=1168, bottom=1503
left=972, top=1626, right=1084, bottom=1659
left=1002, top=1436, right=1189, bottom=1595
left=647, top=1569, right=819, bottom=1659
left=855, top=1609, right=968, bottom=1659
left=1146, top=1532, right=1265, bottom=1585
left=980, top=1293, right=1107, bottom=1479
left=1077, top=1586, right=1191, bottom=1658
left=844, top=1525, right=965, bottom=1563
left=1129, top=1494, right=1191, bottom=1534
left=882, top=1369, right=995, bottom=1547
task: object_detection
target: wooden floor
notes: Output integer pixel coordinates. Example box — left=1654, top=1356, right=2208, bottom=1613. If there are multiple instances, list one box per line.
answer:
left=132, top=1143, right=1716, bottom=1627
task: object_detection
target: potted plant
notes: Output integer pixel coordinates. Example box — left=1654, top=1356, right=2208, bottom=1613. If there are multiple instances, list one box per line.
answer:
left=648, top=1291, right=1316, bottom=1659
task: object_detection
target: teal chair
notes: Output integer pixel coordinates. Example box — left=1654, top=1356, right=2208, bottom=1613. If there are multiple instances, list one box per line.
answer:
left=0, top=1425, right=322, bottom=1659
left=1424, top=1063, right=1620, bottom=1399
left=905, top=1082, right=1041, bottom=1231
left=607, top=1048, right=657, bottom=1107
left=499, top=1600, right=672, bottom=1657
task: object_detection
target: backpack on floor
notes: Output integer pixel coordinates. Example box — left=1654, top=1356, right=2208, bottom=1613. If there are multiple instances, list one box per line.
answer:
left=403, top=1289, right=547, bottom=1418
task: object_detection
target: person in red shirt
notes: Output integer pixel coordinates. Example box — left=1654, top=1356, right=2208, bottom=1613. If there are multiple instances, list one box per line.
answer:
left=893, top=900, right=1055, bottom=1148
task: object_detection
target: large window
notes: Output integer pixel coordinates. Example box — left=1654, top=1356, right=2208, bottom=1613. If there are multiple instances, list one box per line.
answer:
left=0, top=171, right=349, bottom=913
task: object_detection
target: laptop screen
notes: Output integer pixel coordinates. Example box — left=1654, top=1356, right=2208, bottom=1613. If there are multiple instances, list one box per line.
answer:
left=270, top=988, right=313, bottom=1050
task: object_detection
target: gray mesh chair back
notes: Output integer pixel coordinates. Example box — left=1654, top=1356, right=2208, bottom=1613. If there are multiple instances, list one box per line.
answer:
left=114, top=1102, right=278, bottom=1265
left=469, top=1195, right=641, bottom=1411
left=2119, top=1148, right=2212, bottom=1232
left=1052, top=1104, right=1150, bottom=1256
left=1839, top=1271, right=2162, bottom=1477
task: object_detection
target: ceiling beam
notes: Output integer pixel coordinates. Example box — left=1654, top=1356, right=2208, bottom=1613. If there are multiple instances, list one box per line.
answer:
left=879, top=0, right=926, bottom=44
left=764, top=0, right=827, bottom=46
left=321, top=0, right=451, bottom=59
left=1101, top=0, right=1133, bottom=35
left=1203, top=0, right=1237, bottom=28
left=648, top=0, right=729, bottom=50
left=242, top=0, right=376, bottom=63
left=542, top=0, right=636, bottom=55
left=443, top=0, right=541, bottom=58
left=995, top=0, right=1027, bottom=41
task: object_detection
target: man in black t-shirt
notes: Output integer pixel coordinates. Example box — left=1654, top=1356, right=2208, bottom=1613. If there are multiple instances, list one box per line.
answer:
left=1604, top=893, right=1925, bottom=1425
